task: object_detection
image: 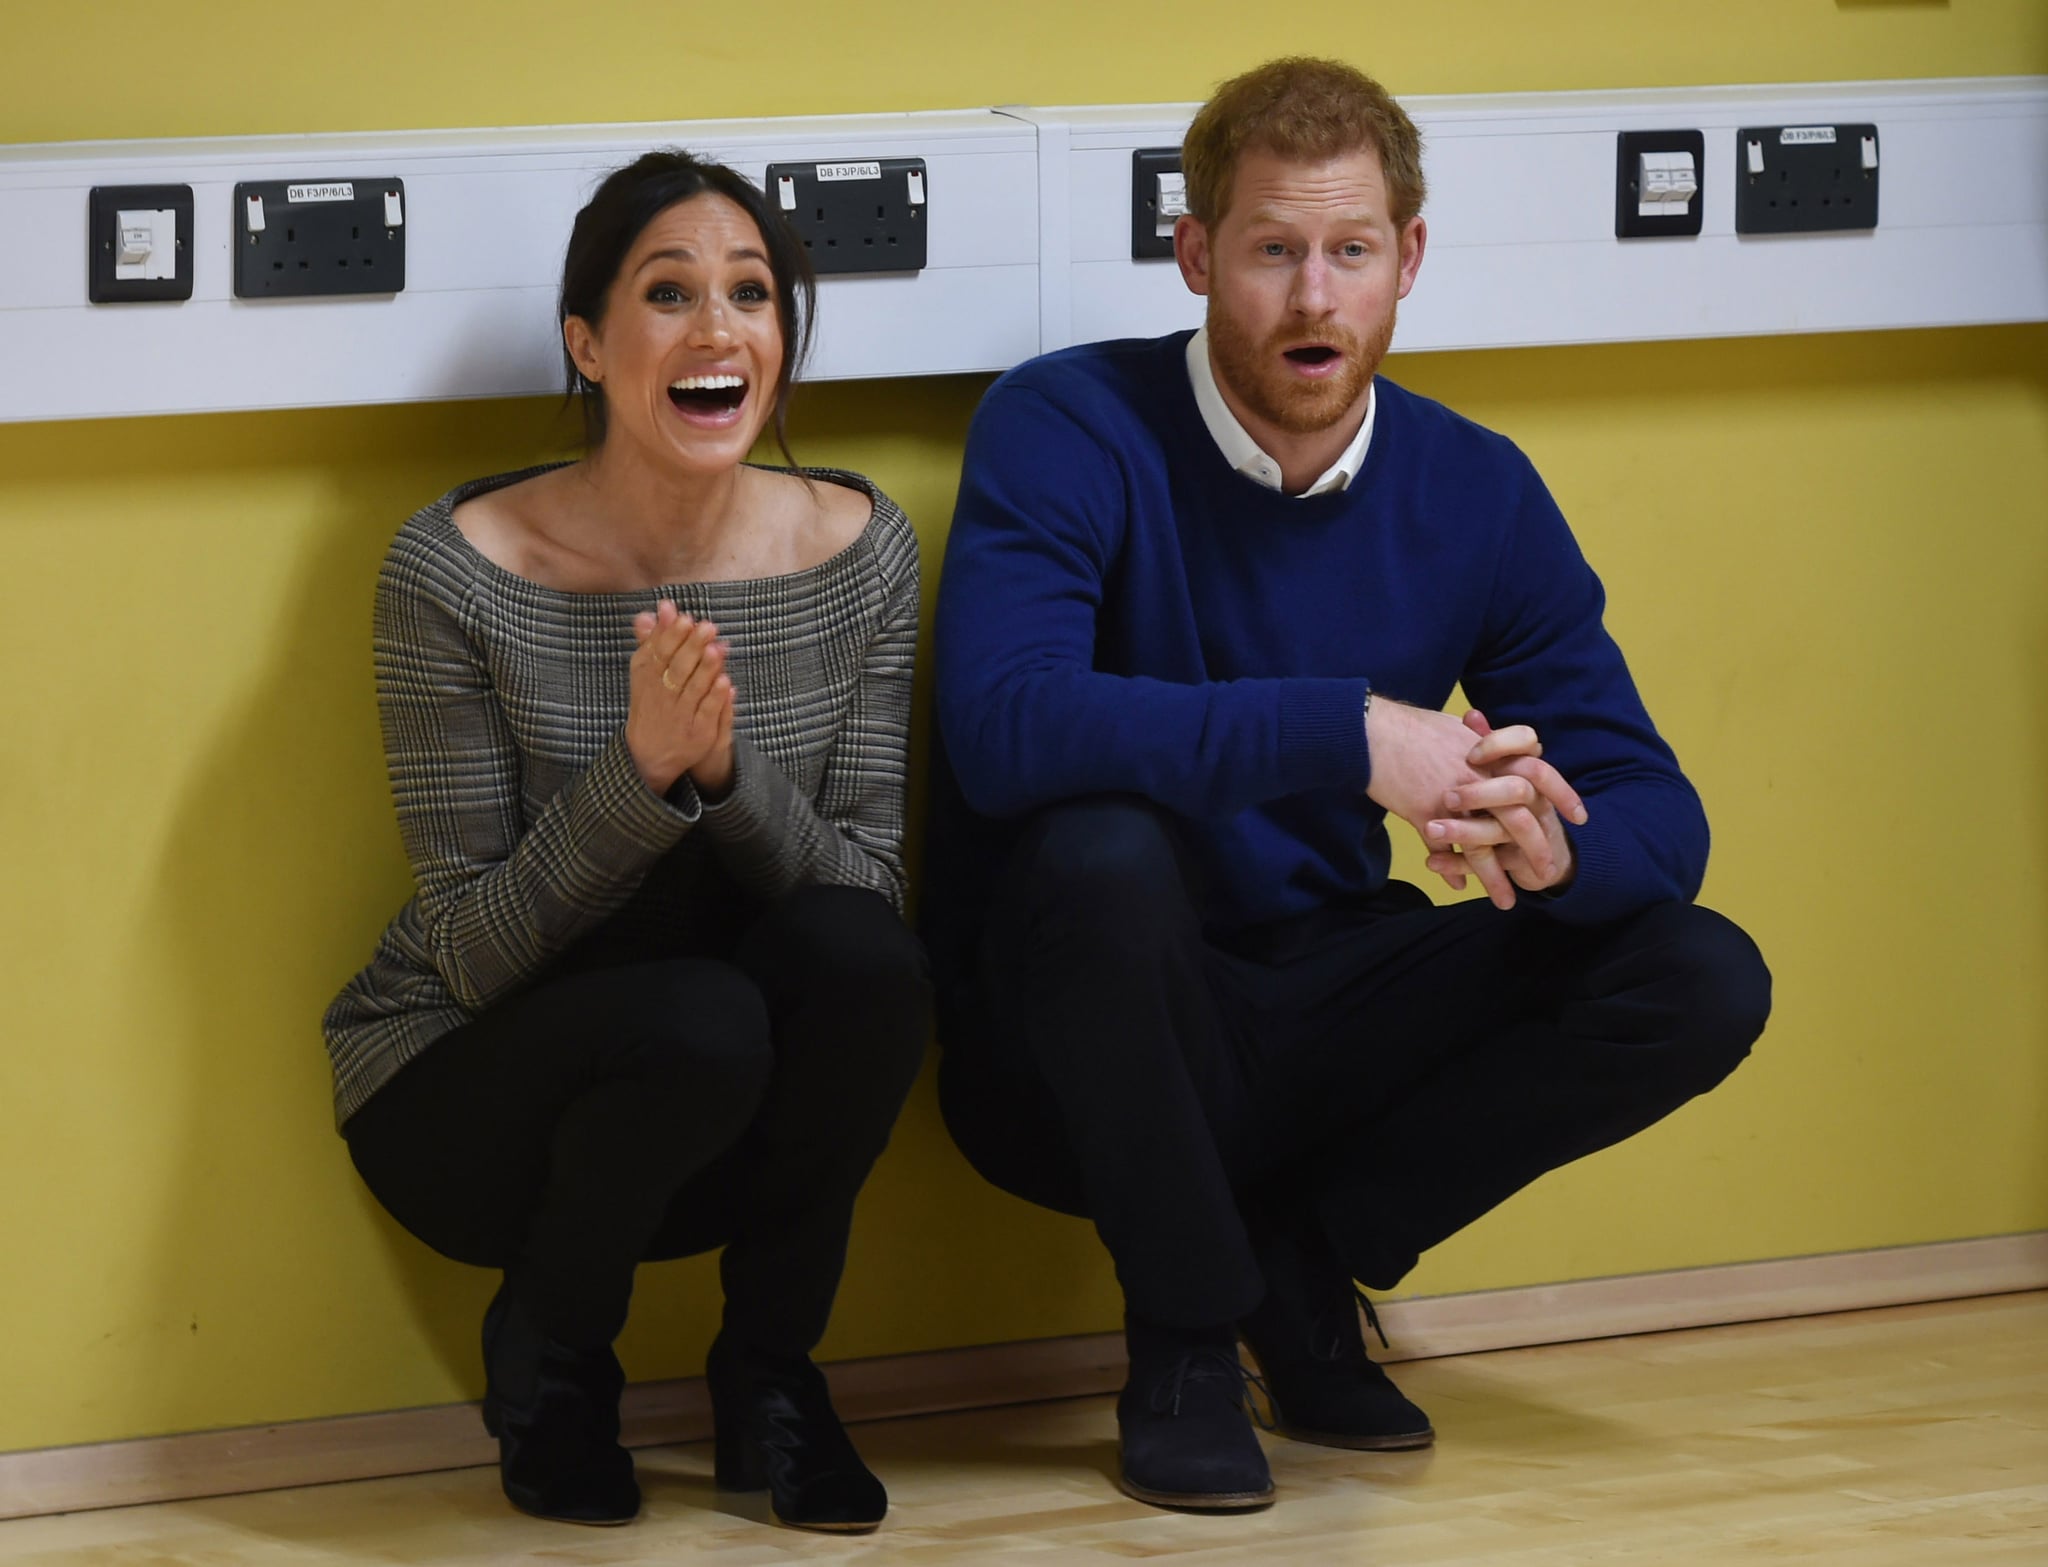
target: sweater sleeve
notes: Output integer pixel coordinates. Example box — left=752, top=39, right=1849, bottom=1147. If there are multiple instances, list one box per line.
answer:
left=935, top=382, right=1372, bottom=821
left=374, top=537, right=698, bottom=1011
left=1461, top=457, right=1709, bottom=924
left=695, top=517, right=916, bottom=912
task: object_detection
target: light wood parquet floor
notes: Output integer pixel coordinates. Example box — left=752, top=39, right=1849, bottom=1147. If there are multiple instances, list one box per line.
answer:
left=0, top=1291, right=2040, bottom=1564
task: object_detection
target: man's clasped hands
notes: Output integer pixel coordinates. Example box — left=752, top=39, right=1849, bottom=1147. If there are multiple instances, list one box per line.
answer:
left=1366, top=699, right=1590, bottom=910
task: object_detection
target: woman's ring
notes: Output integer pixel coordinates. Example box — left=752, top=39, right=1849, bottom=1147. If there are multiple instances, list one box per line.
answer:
left=659, top=666, right=682, bottom=693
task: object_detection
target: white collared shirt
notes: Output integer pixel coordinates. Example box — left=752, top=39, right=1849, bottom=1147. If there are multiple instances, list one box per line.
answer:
left=1185, top=326, right=1375, bottom=497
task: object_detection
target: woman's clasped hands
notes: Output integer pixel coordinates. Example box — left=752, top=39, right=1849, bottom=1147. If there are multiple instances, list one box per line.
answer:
left=627, top=599, right=735, bottom=798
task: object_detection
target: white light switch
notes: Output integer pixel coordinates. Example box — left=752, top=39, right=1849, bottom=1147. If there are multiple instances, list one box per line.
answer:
left=113, top=207, right=177, bottom=282
left=1155, top=170, right=1188, bottom=240
left=1636, top=151, right=1698, bottom=218
left=383, top=188, right=404, bottom=227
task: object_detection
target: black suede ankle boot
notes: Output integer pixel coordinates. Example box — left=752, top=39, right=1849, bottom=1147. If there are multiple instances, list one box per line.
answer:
left=479, top=1282, right=640, bottom=1525
left=705, top=1333, right=887, bottom=1533
left=1117, top=1314, right=1274, bottom=1510
left=1237, top=1219, right=1433, bottom=1451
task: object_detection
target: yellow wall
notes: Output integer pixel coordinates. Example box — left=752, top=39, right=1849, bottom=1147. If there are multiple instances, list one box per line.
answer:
left=7, top=1, right=2043, bottom=142
left=2, top=3, right=2044, bottom=1453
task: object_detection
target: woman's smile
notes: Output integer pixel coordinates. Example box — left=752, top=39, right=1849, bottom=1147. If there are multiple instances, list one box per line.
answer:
left=667, top=370, right=750, bottom=426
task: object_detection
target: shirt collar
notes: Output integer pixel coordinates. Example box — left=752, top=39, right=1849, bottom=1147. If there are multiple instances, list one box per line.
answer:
left=1186, top=326, right=1375, bottom=497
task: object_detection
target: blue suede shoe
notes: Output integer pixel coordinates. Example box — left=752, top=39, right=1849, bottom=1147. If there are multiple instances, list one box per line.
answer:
left=1237, top=1222, right=1433, bottom=1452
left=1116, top=1316, right=1275, bottom=1511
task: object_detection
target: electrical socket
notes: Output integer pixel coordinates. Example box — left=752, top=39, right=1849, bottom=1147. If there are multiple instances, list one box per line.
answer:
left=765, top=159, right=927, bottom=275
left=1735, top=124, right=1879, bottom=234
left=233, top=178, right=406, bottom=298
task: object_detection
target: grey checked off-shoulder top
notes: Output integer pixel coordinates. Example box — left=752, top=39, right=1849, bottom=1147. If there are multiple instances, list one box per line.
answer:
left=321, top=464, right=919, bottom=1126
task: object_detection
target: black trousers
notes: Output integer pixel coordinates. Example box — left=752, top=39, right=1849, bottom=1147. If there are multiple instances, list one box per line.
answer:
left=937, top=799, right=1771, bottom=1329
left=346, top=884, right=930, bottom=1353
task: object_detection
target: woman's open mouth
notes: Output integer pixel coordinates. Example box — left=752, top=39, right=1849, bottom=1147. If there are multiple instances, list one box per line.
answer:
left=668, top=373, right=749, bottom=424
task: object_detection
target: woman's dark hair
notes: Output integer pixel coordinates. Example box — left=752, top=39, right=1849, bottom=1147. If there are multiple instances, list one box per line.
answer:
left=558, top=149, right=817, bottom=464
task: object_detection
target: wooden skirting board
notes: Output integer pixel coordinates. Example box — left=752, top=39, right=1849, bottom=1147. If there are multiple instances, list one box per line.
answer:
left=3, top=1230, right=2041, bottom=1523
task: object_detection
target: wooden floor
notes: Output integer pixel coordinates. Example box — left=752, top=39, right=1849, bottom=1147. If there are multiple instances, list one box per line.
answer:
left=1, top=1292, right=2041, bottom=1564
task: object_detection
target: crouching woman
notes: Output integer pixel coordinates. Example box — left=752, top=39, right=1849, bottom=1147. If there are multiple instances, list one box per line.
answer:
left=323, top=150, right=928, bottom=1535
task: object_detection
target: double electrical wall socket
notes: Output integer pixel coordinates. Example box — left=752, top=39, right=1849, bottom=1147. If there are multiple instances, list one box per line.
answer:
left=1736, top=124, right=1879, bottom=234
left=1131, top=147, right=1183, bottom=259
left=766, top=159, right=927, bottom=275
left=233, top=178, right=406, bottom=298
left=88, top=184, right=194, bottom=303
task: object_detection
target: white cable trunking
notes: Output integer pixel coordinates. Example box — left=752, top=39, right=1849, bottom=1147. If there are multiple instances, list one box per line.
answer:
left=0, top=78, right=2041, bottom=425
left=1013, top=77, right=2048, bottom=356
left=0, top=112, right=1042, bottom=424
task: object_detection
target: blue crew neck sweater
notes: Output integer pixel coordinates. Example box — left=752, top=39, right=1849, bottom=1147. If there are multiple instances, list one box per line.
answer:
left=929, top=331, right=1706, bottom=950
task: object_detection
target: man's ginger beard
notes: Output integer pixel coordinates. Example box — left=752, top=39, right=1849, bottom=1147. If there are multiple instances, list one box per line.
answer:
left=1206, top=295, right=1397, bottom=437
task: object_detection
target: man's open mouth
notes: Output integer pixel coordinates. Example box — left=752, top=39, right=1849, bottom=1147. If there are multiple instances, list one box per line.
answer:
left=1283, top=346, right=1341, bottom=366
left=668, top=374, right=748, bottom=414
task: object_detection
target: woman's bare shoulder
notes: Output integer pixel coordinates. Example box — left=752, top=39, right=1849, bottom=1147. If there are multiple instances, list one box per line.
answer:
left=748, top=466, right=876, bottom=569
left=812, top=471, right=877, bottom=550
left=450, top=467, right=581, bottom=578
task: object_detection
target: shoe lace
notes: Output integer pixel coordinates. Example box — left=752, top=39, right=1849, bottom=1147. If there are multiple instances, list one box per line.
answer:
left=1310, top=1285, right=1392, bottom=1363
left=1356, top=1286, right=1392, bottom=1352
left=1149, top=1347, right=1276, bottom=1431
left=1241, top=1362, right=1277, bottom=1432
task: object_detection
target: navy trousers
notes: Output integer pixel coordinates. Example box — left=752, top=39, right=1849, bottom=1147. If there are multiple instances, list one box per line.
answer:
left=937, top=799, right=1771, bottom=1328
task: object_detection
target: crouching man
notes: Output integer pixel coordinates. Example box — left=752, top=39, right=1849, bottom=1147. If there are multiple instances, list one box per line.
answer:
left=925, top=56, right=1771, bottom=1511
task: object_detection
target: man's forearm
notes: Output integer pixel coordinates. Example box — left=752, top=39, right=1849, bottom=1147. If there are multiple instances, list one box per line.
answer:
left=938, top=664, right=1373, bottom=821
